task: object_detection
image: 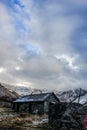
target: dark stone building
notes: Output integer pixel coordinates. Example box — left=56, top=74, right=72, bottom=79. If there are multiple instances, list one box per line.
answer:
left=13, top=93, right=59, bottom=114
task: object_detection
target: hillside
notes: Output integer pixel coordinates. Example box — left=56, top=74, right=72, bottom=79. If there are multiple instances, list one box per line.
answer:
left=0, top=84, right=19, bottom=107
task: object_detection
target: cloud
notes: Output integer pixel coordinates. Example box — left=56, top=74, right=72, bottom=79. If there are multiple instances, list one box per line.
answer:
left=0, top=0, right=86, bottom=91
left=54, top=54, right=80, bottom=71
left=0, top=67, right=6, bottom=73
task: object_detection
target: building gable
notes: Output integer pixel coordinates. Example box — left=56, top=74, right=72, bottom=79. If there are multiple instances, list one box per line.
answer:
left=45, top=93, right=60, bottom=104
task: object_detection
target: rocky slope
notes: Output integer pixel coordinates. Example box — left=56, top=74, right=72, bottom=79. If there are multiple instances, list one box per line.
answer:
left=0, top=84, right=19, bottom=107
left=56, top=88, right=87, bottom=104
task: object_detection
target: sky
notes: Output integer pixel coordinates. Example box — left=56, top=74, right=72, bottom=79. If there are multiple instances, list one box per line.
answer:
left=0, top=0, right=87, bottom=91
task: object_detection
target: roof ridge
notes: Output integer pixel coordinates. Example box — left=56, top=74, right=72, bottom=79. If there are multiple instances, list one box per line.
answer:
left=21, top=92, right=53, bottom=97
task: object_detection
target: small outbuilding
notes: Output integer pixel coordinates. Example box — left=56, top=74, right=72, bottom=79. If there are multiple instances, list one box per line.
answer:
left=13, top=92, right=59, bottom=114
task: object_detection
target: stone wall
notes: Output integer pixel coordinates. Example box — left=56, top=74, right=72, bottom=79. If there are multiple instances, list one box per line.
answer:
left=19, top=103, right=29, bottom=113
left=31, top=102, right=44, bottom=114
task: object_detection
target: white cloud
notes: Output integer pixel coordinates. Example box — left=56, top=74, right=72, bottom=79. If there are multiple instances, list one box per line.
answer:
left=15, top=66, right=21, bottom=71
left=15, top=81, right=32, bottom=87
left=0, top=67, right=6, bottom=73
left=54, top=54, right=80, bottom=71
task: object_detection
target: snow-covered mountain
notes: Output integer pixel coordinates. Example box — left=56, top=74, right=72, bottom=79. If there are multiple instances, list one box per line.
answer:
left=56, top=88, right=87, bottom=104
left=1, top=82, right=87, bottom=104
left=2, top=83, right=44, bottom=96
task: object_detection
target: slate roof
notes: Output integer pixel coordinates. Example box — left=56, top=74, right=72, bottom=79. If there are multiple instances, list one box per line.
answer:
left=13, top=92, right=59, bottom=103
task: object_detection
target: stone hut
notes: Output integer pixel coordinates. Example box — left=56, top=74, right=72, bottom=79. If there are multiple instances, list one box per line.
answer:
left=13, top=92, right=60, bottom=114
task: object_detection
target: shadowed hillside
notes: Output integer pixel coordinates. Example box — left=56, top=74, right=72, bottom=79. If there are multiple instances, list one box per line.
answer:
left=0, top=84, right=19, bottom=107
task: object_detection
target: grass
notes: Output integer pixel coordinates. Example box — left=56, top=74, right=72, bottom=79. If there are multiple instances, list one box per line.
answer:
left=0, top=107, right=50, bottom=130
